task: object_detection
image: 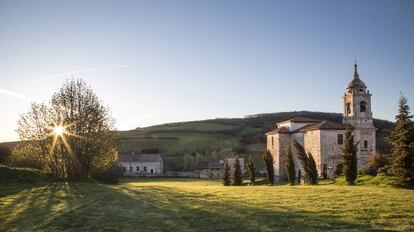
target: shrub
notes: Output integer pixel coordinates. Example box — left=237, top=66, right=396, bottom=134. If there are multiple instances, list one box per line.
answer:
left=0, top=164, right=52, bottom=183
left=94, top=163, right=122, bottom=184
left=0, top=145, right=12, bottom=165
left=366, top=153, right=390, bottom=175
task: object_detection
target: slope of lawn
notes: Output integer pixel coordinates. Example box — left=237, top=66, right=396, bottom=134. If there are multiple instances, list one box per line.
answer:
left=1, top=178, right=413, bottom=231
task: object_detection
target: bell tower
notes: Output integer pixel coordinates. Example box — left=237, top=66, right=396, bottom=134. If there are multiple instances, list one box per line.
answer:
left=343, top=63, right=374, bottom=127
left=343, top=63, right=376, bottom=168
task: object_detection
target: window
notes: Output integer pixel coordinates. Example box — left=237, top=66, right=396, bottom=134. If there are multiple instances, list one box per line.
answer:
left=364, top=140, right=368, bottom=148
left=150, top=169, right=154, bottom=174
left=360, top=101, right=367, bottom=112
left=346, top=103, right=351, bottom=115
left=337, top=134, right=343, bottom=145
left=143, top=166, right=147, bottom=172
left=136, top=166, right=139, bottom=172
left=122, top=166, right=126, bottom=173
left=129, top=166, right=132, bottom=172
left=271, top=137, right=274, bottom=148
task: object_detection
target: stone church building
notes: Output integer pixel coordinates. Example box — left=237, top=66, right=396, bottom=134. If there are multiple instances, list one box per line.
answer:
left=266, top=64, right=376, bottom=181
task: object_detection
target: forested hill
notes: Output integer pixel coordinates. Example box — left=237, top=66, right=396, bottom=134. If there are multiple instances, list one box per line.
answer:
left=118, top=111, right=394, bottom=170
left=1, top=111, right=394, bottom=171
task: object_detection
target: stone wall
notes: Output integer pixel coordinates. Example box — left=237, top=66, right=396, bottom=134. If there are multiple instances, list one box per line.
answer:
left=319, top=130, right=344, bottom=176
left=354, top=128, right=376, bottom=170
left=304, top=130, right=322, bottom=174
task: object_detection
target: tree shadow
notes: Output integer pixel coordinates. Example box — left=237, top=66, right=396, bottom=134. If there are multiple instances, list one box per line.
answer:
left=108, top=184, right=384, bottom=232
left=0, top=182, right=389, bottom=231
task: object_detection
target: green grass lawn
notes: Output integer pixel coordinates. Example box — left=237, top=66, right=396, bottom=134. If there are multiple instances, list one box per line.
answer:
left=1, top=178, right=413, bottom=231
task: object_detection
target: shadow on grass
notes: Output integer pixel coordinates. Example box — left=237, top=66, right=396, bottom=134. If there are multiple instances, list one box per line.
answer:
left=1, top=182, right=386, bottom=231
left=0, top=183, right=43, bottom=198
left=120, top=177, right=217, bottom=183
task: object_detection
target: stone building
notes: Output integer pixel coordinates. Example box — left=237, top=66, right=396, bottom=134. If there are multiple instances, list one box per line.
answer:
left=266, top=64, right=376, bottom=181
left=195, top=158, right=245, bottom=179
left=118, top=153, right=163, bottom=176
left=195, top=160, right=223, bottom=178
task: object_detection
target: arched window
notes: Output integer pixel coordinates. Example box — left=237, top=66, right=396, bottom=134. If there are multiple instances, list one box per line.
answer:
left=346, top=103, right=351, bottom=115
left=360, top=101, right=367, bottom=112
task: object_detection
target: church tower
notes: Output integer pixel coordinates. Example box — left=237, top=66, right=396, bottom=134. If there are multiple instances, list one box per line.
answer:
left=343, top=63, right=376, bottom=168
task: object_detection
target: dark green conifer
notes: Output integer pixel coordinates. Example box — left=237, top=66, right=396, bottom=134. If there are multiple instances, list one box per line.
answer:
left=342, top=126, right=358, bottom=185
left=232, top=157, right=243, bottom=186
left=285, top=141, right=296, bottom=185
left=247, top=155, right=256, bottom=184
left=263, top=150, right=275, bottom=185
left=388, top=95, right=414, bottom=186
left=223, top=158, right=230, bottom=186
left=293, top=140, right=318, bottom=185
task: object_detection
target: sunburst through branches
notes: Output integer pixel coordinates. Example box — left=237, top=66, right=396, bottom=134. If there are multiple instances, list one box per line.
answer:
left=48, top=120, right=83, bottom=177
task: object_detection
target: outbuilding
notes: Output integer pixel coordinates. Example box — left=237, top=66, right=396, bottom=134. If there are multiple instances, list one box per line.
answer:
left=118, top=153, right=163, bottom=176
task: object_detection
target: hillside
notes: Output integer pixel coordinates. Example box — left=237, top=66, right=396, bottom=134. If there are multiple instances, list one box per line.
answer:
left=118, top=111, right=394, bottom=171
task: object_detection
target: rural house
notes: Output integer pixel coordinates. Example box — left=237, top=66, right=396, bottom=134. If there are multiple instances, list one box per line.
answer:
left=195, top=158, right=245, bottom=179
left=266, top=64, right=376, bottom=181
left=118, top=153, right=163, bottom=176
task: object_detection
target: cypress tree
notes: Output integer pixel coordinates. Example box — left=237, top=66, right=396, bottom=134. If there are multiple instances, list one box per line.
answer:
left=223, top=158, right=230, bottom=186
left=293, top=140, right=318, bottom=185
left=285, top=141, right=296, bottom=185
left=247, top=155, right=256, bottom=184
left=342, top=126, right=358, bottom=185
left=308, top=152, right=318, bottom=184
left=232, top=157, right=243, bottom=186
left=263, top=150, right=275, bottom=185
left=388, top=95, right=414, bottom=186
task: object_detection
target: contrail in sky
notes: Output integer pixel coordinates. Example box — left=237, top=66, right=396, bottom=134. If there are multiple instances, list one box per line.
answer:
left=32, top=65, right=128, bottom=82
left=0, top=88, right=34, bottom=101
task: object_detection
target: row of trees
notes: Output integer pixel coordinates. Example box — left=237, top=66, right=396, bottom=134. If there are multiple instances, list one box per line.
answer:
left=9, top=79, right=119, bottom=182
left=223, top=157, right=243, bottom=186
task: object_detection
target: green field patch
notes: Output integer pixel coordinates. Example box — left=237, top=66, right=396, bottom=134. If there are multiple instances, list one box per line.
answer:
left=1, top=179, right=413, bottom=231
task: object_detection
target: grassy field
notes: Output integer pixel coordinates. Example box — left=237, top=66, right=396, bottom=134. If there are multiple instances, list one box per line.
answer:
left=1, top=178, right=413, bottom=231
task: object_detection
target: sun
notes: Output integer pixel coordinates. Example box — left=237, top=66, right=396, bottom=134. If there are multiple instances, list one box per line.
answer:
left=53, top=126, right=65, bottom=137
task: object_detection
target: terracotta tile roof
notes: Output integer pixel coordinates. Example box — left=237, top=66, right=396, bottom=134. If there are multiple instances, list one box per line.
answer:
left=118, top=153, right=162, bottom=163
left=265, top=127, right=290, bottom=135
left=299, top=121, right=346, bottom=131
left=277, top=116, right=322, bottom=125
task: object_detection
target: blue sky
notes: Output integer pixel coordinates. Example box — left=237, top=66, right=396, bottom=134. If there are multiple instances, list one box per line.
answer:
left=0, top=0, right=413, bottom=141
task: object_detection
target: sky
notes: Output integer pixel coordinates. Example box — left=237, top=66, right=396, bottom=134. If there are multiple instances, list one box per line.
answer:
left=0, top=0, right=413, bottom=142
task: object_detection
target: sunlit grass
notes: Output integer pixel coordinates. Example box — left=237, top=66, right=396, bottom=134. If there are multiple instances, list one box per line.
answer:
left=0, top=179, right=413, bottom=231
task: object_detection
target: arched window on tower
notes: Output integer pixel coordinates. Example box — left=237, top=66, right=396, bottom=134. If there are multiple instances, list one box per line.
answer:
left=346, top=103, right=351, bottom=115
left=360, top=101, right=367, bottom=113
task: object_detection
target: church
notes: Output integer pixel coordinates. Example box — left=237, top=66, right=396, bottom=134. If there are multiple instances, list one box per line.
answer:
left=266, top=64, right=376, bottom=181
